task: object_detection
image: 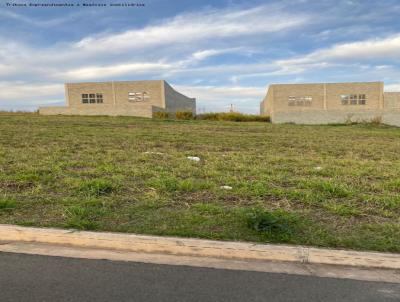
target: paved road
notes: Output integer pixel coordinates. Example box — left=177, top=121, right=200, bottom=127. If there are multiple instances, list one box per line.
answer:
left=0, top=252, right=399, bottom=302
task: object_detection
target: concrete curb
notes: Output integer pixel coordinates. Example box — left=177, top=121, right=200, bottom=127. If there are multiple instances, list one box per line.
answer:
left=0, top=224, right=399, bottom=270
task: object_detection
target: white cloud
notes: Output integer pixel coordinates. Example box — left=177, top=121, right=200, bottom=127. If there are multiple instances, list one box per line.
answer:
left=61, top=62, right=173, bottom=81
left=72, top=5, right=307, bottom=56
left=0, top=4, right=308, bottom=82
left=191, top=48, right=245, bottom=61
left=277, top=34, right=400, bottom=68
left=0, top=82, right=64, bottom=100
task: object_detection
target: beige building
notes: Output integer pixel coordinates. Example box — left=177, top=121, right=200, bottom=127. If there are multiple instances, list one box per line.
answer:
left=260, top=81, right=400, bottom=126
left=39, top=80, right=196, bottom=118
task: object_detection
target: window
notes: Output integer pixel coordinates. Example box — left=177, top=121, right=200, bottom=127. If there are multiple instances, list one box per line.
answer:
left=82, top=94, right=88, bottom=104
left=304, top=96, right=312, bottom=106
left=128, top=91, right=150, bottom=102
left=82, top=93, right=103, bottom=104
left=358, top=94, right=366, bottom=105
left=350, top=94, right=357, bottom=105
left=288, top=96, right=312, bottom=107
left=96, top=93, right=103, bottom=103
left=341, top=94, right=367, bottom=105
left=288, top=96, right=296, bottom=106
left=341, top=95, right=349, bottom=105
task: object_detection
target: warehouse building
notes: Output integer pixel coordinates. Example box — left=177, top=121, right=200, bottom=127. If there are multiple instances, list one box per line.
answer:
left=39, top=80, right=196, bottom=118
left=260, top=81, right=400, bottom=126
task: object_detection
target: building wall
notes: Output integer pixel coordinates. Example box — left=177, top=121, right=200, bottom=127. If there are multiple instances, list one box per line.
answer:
left=271, top=83, right=325, bottom=113
left=269, top=82, right=382, bottom=113
left=113, top=80, right=164, bottom=109
left=63, top=80, right=163, bottom=117
left=260, top=86, right=273, bottom=116
left=66, top=82, right=114, bottom=109
left=273, top=110, right=400, bottom=127
left=384, top=92, right=400, bottom=109
left=39, top=105, right=154, bottom=118
left=325, top=82, right=383, bottom=110
left=273, top=110, right=381, bottom=124
left=39, top=80, right=195, bottom=118
left=261, top=81, right=400, bottom=126
left=163, top=81, right=196, bottom=114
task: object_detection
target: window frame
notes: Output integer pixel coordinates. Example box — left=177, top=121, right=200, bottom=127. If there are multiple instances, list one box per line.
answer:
left=287, top=96, right=313, bottom=107
left=81, top=93, right=104, bottom=104
left=341, top=94, right=367, bottom=106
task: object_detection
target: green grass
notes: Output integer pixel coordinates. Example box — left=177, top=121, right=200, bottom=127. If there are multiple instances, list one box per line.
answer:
left=0, top=112, right=399, bottom=252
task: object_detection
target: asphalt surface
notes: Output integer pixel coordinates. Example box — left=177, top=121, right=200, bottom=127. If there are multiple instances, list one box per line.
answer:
left=0, top=252, right=399, bottom=302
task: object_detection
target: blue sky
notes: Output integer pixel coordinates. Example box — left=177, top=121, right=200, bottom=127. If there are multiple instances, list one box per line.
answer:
left=1, top=0, right=400, bottom=113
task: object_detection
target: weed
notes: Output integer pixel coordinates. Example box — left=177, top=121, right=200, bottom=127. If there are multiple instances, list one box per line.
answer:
left=153, top=112, right=169, bottom=119
left=65, top=204, right=106, bottom=230
left=0, top=199, right=16, bottom=212
left=246, top=208, right=297, bottom=235
left=77, top=179, right=117, bottom=197
left=311, top=181, right=351, bottom=198
left=176, top=111, right=195, bottom=120
left=196, top=112, right=270, bottom=122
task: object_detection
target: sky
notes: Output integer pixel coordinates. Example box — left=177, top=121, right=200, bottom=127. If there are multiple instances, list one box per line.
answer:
left=1, top=0, right=400, bottom=113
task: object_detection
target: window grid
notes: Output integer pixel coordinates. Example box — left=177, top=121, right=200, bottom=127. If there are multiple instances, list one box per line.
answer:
left=288, top=96, right=312, bottom=107
left=82, top=93, right=103, bottom=104
left=341, top=94, right=367, bottom=105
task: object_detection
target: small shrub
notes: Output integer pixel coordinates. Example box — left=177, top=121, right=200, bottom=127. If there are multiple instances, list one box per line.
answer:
left=176, top=111, right=195, bottom=120
left=65, top=205, right=101, bottom=230
left=0, top=199, right=16, bottom=212
left=311, top=181, right=351, bottom=198
left=246, top=208, right=297, bottom=235
left=369, top=116, right=382, bottom=125
left=153, top=111, right=169, bottom=119
left=196, top=112, right=270, bottom=122
left=78, top=179, right=117, bottom=197
left=148, top=176, right=178, bottom=192
left=65, top=200, right=109, bottom=231
left=196, top=113, right=219, bottom=120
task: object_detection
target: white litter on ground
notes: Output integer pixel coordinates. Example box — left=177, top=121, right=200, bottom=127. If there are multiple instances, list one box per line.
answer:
left=187, top=156, right=201, bottom=162
left=144, top=151, right=164, bottom=155
left=314, top=166, right=322, bottom=170
left=220, top=185, right=232, bottom=190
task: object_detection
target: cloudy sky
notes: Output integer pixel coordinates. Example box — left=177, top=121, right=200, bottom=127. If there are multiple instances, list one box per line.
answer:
left=1, top=0, right=400, bottom=113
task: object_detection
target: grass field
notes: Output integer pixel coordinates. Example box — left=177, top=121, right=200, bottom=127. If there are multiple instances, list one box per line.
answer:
left=0, top=113, right=400, bottom=252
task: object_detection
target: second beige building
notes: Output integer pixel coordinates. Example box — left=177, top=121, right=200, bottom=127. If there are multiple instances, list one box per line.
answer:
left=39, top=80, right=196, bottom=118
left=260, top=82, right=400, bottom=126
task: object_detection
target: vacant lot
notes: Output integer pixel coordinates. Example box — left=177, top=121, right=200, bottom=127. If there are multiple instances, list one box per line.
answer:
left=0, top=113, right=399, bottom=252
